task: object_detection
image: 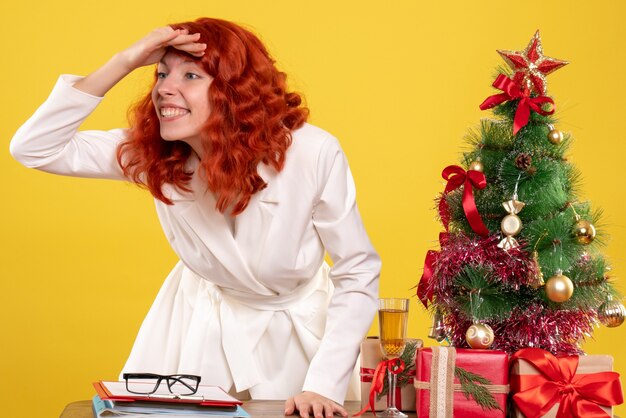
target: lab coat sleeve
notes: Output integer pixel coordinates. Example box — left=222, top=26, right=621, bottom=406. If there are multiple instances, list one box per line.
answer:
left=9, top=74, right=127, bottom=180
left=303, top=136, right=381, bottom=403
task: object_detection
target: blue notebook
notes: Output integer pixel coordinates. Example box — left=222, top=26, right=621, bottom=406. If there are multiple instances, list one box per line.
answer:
left=92, top=394, right=250, bottom=417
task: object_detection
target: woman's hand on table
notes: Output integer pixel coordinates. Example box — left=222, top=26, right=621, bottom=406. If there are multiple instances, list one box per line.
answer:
left=284, top=391, right=348, bottom=418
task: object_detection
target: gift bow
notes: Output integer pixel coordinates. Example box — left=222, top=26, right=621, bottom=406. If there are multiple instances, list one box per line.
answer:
left=420, top=165, right=489, bottom=309
left=354, top=358, right=406, bottom=416
left=417, top=232, right=448, bottom=308
left=438, top=165, right=489, bottom=237
left=479, top=74, right=555, bottom=135
left=510, top=348, right=624, bottom=418
left=360, top=366, right=415, bottom=384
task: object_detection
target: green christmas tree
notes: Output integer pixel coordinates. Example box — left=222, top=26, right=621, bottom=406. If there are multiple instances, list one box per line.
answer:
left=418, top=31, right=625, bottom=354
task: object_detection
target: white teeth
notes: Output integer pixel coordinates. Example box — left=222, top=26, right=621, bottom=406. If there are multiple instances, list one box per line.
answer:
left=161, top=107, right=189, bottom=118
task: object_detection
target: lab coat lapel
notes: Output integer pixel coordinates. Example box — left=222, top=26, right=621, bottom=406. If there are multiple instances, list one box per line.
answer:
left=234, top=163, right=280, bottom=278
left=176, top=163, right=281, bottom=294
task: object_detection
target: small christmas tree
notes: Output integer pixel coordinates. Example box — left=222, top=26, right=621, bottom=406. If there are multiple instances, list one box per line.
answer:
left=418, top=31, right=626, bottom=355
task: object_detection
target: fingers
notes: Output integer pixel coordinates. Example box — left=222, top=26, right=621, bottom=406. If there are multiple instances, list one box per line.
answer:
left=333, top=403, right=349, bottom=417
left=287, top=393, right=347, bottom=418
left=317, top=400, right=346, bottom=418
left=305, top=401, right=344, bottom=418
left=173, top=41, right=207, bottom=57
left=166, top=31, right=199, bottom=46
left=312, top=402, right=326, bottom=418
left=297, top=401, right=311, bottom=418
left=166, top=31, right=207, bottom=57
left=147, top=26, right=183, bottom=48
left=284, top=398, right=296, bottom=416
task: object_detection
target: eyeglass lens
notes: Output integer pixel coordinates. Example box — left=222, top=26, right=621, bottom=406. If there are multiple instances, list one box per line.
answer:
left=167, top=376, right=199, bottom=395
left=124, top=374, right=200, bottom=395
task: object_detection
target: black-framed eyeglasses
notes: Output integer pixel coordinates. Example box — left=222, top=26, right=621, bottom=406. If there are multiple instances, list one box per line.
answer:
left=123, top=373, right=201, bottom=396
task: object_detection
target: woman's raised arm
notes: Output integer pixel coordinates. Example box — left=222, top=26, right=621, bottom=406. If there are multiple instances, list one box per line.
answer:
left=75, top=27, right=206, bottom=97
left=10, top=27, right=205, bottom=178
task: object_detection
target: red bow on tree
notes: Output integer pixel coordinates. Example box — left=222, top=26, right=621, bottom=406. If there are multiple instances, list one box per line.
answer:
left=438, top=165, right=489, bottom=237
left=418, top=166, right=489, bottom=308
left=417, top=232, right=447, bottom=308
left=510, top=348, right=624, bottom=418
left=479, top=74, right=555, bottom=135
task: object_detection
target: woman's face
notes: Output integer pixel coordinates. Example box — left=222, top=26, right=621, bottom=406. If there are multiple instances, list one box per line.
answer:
left=152, top=51, right=213, bottom=157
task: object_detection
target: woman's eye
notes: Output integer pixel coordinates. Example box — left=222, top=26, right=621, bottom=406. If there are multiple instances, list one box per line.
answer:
left=185, top=73, right=200, bottom=80
left=157, top=72, right=167, bottom=79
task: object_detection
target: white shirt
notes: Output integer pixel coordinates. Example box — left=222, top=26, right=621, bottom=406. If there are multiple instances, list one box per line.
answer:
left=10, top=75, right=381, bottom=403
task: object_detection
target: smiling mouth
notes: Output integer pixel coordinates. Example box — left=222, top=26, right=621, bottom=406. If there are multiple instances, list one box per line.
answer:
left=160, top=107, right=190, bottom=119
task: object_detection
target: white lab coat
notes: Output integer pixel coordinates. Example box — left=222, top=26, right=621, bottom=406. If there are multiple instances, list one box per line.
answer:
left=10, top=75, right=380, bottom=403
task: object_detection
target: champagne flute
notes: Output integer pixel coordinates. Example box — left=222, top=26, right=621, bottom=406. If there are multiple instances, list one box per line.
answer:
left=378, top=298, right=409, bottom=418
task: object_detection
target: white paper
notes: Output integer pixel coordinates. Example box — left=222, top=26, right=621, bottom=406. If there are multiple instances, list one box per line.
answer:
left=102, top=381, right=239, bottom=403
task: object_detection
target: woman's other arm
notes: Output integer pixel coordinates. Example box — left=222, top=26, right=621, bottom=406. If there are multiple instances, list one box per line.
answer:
left=287, top=135, right=381, bottom=418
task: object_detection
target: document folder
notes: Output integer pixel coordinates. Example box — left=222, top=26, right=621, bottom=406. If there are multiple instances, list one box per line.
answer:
left=94, top=381, right=243, bottom=407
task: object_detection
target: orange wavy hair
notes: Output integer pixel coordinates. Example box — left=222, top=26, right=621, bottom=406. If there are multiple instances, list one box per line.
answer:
left=117, top=17, right=309, bottom=215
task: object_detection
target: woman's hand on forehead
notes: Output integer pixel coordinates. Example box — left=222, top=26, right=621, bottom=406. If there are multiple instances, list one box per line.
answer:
left=118, top=26, right=207, bottom=72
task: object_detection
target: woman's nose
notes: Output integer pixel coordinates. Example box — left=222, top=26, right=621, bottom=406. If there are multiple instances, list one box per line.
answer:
left=157, top=77, right=178, bottom=97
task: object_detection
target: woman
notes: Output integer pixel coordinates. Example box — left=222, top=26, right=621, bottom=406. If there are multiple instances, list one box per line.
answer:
left=10, top=18, right=380, bottom=418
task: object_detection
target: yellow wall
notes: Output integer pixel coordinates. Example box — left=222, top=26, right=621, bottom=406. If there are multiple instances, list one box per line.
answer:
left=1, top=1, right=624, bottom=416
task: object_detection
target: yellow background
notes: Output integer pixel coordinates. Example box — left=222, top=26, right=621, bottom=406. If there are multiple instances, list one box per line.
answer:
left=1, top=1, right=625, bottom=416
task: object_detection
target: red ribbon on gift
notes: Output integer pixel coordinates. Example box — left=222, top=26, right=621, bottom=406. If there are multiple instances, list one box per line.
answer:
left=417, top=232, right=448, bottom=308
left=510, top=348, right=624, bottom=418
left=438, top=165, right=489, bottom=237
left=360, top=367, right=415, bottom=383
left=479, top=74, right=555, bottom=135
left=354, top=358, right=406, bottom=416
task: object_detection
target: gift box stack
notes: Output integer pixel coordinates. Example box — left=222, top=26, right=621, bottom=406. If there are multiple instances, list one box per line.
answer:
left=411, top=346, right=623, bottom=418
left=358, top=340, right=623, bottom=417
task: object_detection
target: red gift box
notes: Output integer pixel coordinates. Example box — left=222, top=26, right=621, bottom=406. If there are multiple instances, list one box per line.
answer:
left=509, top=348, right=624, bottom=418
left=414, top=347, right=509, bottom=418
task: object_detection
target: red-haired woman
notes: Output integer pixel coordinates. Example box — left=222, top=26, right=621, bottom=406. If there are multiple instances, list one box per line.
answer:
left=10, top=18, right=380, bottom=417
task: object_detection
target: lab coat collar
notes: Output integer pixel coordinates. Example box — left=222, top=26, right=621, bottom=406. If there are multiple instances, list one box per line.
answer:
left=174, top=162, right=281, bottom=295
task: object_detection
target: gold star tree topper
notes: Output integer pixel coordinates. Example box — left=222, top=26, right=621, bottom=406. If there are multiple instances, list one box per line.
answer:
left=497, top=30, right=568, bottom=95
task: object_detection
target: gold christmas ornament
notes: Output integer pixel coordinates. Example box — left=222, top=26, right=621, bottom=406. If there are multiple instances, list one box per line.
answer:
left=573, top=219, right=596, bottom=244
left=530, top=251, right=545, bottom=289
left=501, top=214, right=522, bottom=235
left=548, top=128, right=564, bottom=145
left=469, top=160, right=484, bottom=172
left=498, top=199, right=525, bottom=250
left=545, top=271, right=574, bottom=303
left=465, top=323, right=495, bottom=349
left=598, top=297, right=626, bottom=328
left=428, top=310, right=446, bottom=342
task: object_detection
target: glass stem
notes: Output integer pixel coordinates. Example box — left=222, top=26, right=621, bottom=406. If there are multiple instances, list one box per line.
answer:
left=387, top=370, right=397, bottom=410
